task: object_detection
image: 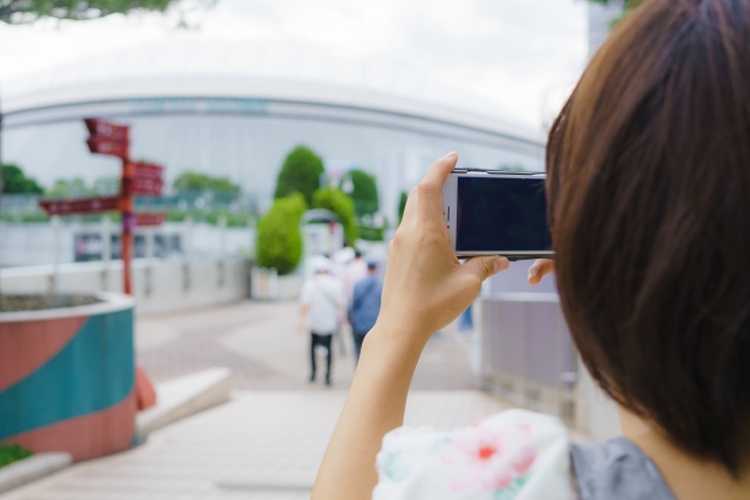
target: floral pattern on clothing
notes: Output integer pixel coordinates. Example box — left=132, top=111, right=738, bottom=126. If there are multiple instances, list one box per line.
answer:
left=373, top=409, right=575, bottom=500
left=439, top=420, right=537, bottom=492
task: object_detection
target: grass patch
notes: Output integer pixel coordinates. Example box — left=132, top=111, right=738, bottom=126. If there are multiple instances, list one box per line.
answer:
left=0, top=444, right=33, bottom=468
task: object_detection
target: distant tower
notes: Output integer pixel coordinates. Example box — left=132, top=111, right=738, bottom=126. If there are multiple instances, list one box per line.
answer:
left=588, top=1, right=625, bottom=57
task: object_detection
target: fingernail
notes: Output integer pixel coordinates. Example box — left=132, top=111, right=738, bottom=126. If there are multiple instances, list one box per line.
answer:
left=444, top=151, right=457, bottom=159
left=527, top=266, right=538, bottom=281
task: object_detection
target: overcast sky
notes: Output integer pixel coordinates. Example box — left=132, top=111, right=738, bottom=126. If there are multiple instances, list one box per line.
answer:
left=0, top=0, right=589, bottom=126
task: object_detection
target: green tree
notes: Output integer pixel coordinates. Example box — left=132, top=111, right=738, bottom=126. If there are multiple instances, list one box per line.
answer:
left=1, top=164, right=43, bottom=194
left=173, top=171, right=241, bottom=193
left=92, top=176, right=121, bottom=195
left=255, top=193, right=307, bottom=275
left=312, top=187, right=358, bottom=244
left=0, top=0, right=199, bottom=23
left=274, top=145, right=324, bottom=207
left=586, top=0, right=643, bottom=25
left=341, top=169, right=379, bottom=217
left=45, top=178, right=93, bottom=198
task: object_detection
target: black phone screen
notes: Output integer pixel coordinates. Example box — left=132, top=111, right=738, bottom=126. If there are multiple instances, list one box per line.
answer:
left=456, top=176, right=552, bottom=252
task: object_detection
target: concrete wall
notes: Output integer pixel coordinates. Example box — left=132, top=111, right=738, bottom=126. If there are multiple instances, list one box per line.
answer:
left=478, top=261, right=622, bottom=440
left=0, top=258, right=250, bottom=315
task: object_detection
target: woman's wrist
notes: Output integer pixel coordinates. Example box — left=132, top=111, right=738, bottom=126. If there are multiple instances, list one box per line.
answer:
left=368, top=318, right=432, bottom=354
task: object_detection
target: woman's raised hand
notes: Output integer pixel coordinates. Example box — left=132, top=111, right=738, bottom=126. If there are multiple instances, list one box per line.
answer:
left=313, top=154, right=533, bottom=500
left=375, top=152, right=509, bottom=345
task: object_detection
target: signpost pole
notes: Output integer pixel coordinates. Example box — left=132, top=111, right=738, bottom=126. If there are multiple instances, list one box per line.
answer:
left=39, top=119, right=166, bottom=297
left=121, top=160, right=133, bottom=295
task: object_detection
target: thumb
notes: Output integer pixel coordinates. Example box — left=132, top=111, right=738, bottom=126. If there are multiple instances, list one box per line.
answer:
left=461, top=256, right=510, bottom=283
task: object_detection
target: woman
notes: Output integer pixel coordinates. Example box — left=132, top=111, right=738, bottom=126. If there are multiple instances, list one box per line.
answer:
left=312, top=0, right=750, bottom=498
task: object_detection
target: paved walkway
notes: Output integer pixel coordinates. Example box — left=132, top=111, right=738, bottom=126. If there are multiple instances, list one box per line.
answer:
left=135, top=300, right=479, bottom=391
left=1, top=301, right=526, bottom=499
left=5, top=391, right=515, bottom=500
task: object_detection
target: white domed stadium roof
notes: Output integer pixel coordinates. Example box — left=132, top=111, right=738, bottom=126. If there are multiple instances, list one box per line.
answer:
left=3, top=40, right=544, bottom=146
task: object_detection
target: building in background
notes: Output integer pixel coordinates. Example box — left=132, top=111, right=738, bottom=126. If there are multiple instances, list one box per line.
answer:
left=3, top=41, right=545, bottom=222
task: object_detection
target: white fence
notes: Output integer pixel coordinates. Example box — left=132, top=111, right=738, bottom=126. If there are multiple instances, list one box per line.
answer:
left=0, top=258, right=250, bottom=315
left=0, top=220, right=254, bottom=268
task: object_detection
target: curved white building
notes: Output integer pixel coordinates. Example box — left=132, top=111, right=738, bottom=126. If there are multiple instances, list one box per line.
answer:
left=2, top=40, right=545, bottom=218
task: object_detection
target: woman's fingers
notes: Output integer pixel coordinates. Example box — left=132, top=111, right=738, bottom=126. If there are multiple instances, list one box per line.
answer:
left=417, top=152, right=458, bottom=222
left=527, top=259, right=555, bottom=285
left=462, top=255, right=510, bottom=284
left=399, top=152, right=457, bottom=230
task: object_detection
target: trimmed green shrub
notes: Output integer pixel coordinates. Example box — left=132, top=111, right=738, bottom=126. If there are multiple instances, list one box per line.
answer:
left=274, top=146, right=324, bottom=206
left=313, top=187, right=358, bottom=243
left=342, top=169, right=379, bottom=216
left=256, top=193, right=307, bottom=275
left=0, top=444, right=32, bottom=468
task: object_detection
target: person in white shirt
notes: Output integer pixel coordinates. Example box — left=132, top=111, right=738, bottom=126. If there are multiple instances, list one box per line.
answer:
left=299, top=256, right=346, bottom=386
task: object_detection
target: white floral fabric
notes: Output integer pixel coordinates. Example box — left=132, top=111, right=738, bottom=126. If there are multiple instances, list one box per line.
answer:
left=373, top=409, right=575, bottom=500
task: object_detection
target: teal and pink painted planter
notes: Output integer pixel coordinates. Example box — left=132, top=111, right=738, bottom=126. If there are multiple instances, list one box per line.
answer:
left=0, top=293, right=136, bottom=462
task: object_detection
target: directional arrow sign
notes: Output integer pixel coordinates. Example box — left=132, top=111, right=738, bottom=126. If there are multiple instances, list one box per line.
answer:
left=84, top=118, right=129, bottom=143
left=129, top=177, right=164, bottom=196
left=136, top=212, right=167, bottom=227
left=39, top=196, right=120, bottom=216
left=125, top=162, right=163, bottom=179
left=87, top=137, right=129, bottom=159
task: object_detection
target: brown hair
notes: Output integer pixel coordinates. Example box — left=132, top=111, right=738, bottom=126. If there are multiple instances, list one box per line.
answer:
left=547, top=0, right=750, bottom=474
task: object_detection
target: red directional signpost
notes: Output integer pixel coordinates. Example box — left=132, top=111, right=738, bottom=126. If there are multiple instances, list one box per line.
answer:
left=135, top=213, right=167, bottom=227
left=39, top=119, right=167, bottom=295
left=39, top=196, right=122, bottom=216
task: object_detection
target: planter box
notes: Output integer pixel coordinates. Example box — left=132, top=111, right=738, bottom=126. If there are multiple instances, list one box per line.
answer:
left=250, top=266, right=279, bottom=300
left=0, top=293, right=137, bottom=462
left=251, top=267, right=301, bottom=300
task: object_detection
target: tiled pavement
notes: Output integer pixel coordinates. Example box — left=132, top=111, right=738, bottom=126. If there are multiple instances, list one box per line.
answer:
left=1, top=301, right=516, bottom=499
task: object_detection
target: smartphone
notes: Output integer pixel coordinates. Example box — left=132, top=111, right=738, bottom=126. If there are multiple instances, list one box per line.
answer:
left=441, top=170, right=554, bottom=260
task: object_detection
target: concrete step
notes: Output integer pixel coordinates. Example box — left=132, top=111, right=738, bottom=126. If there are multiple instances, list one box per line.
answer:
left=136, top=367, right=231, bottom=438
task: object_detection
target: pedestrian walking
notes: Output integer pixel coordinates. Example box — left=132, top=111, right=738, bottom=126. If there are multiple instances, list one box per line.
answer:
left=342, top=250, right=368, bottom=303
left=299, top=256, right=345, bottom=386
left=348, top=260, right=382, bottom=363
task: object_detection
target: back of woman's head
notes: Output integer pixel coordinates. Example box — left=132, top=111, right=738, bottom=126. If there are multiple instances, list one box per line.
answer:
left=547, top=0, right=750, bottom=474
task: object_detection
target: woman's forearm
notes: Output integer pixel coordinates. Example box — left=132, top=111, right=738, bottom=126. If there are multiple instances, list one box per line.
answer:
left=312, top=153, right=508, bottom=499
left=311, top=323, right=427, bottom=500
